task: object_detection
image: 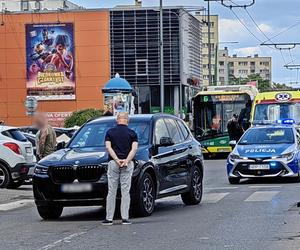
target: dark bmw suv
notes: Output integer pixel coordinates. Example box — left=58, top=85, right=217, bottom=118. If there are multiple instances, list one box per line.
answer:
left=33, top=114, right=204, bottom=220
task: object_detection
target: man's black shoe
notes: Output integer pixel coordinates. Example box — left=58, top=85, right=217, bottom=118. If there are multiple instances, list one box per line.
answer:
left=102, top=220, right=113, bottom=226
left=122, top=219, right=132, bottom=225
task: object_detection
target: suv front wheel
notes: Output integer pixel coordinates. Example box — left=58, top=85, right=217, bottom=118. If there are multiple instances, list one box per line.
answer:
left=37, top=205, right=63, bottom=220
left=134, top=172, right=155, bottom=217
left=181, top=166, right=203, bottom=205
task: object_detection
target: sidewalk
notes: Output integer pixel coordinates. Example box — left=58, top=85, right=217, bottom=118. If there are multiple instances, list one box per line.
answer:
left=0, top=185, right=33, bottom=204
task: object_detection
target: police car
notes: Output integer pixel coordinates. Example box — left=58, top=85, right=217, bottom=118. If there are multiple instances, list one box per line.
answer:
left=227, top=120, right=300, bottom=184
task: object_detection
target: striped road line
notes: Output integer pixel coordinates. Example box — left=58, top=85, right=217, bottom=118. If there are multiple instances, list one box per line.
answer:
left=244, top=191, right=279, bottom=202
left=202, top=192, right=229, bottom=204
left=0, top=199, right=34, bottom=211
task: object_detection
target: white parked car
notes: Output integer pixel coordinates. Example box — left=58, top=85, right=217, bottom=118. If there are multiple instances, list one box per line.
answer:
left=0, top=126, right=36, bottom=189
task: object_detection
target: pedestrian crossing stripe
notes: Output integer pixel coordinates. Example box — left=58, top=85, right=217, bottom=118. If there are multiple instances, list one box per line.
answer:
left=244, top=191, right=279, bottom=202
left=202, top=192, right=229, bottom=203
left=0, top=199, right=33, bottom=211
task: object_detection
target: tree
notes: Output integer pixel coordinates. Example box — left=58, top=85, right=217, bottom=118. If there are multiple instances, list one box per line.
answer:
left=231, top=74, right=293, bottom=92
left=238, top=74, right=271, bottom=92
left=64, top=109, right=103, bottom=128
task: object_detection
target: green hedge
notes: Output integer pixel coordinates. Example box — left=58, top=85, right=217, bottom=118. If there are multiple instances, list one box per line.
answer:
left=64, top=109, right=103, bottom=128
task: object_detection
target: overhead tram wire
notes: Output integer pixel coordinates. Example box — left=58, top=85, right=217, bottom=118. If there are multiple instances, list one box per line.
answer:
left=241, top=4, right=295, bottom=67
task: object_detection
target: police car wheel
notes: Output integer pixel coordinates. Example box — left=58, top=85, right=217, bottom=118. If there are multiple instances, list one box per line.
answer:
left=0, top=164, right=11, bottom=189
left=228, top=177, right=240, bottom=185
left=181, top=166, right=203, bottom=205
left=37, top=205, right=63, bottom=220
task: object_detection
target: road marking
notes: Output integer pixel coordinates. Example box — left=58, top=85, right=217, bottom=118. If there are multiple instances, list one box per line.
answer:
left=244, top=191, right=279, bottom=202
left=0, top=199, right=33, bottom=211
left=39, top=232, right=87, bottom=250
left=205, top=187, right=238, bottom=190
left=249, top=185, right=282, bottom=189
left=202, top=192, right=229, bottom=203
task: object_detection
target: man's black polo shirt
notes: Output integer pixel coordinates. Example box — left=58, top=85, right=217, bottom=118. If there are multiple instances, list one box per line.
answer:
left=105, top=124, right=138, bottom=160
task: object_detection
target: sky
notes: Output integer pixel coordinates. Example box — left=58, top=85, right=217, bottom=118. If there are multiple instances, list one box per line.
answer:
left=71, top=0, right=300, bottom=85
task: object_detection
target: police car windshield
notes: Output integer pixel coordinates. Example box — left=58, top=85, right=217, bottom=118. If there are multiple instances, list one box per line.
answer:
left=239, top=127, right=294, bottom=145
left=69, top=121, right=150, bottom=148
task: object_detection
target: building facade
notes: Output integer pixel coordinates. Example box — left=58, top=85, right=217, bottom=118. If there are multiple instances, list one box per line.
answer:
left=0, top=0, right=82, bottom=12
left=110, top=7, right=202, bottom=115
left=0, top=10, right=110, bottom=126
left=218, top=47, right=272, bottom=85
left=195, top=14, right=219, bottom=86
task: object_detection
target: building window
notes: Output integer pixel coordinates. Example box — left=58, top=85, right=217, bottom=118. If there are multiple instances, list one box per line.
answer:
left=136, top=59, right=148, bottom=76
left=238, top=61, right=248, bottom=66
left=219, top=69, right=225, bottom=74
left=260, top=61, right=269, bottom=66
left=238, top=70, right=248, bottom=74
left=250, top=62, right=255, bottom=66
left=219, top=61, right=224, bottom=66
left=35, top=0, right=41, bottom=10
left=21, top=0, right=29, bottom=11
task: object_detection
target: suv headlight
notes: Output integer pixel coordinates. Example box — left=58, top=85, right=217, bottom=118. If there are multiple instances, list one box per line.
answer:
left=281, top=152, right=294, bottom=161
left=229, top=154, right=241, bottom=162
left=34, top=164, right=49, bottom=175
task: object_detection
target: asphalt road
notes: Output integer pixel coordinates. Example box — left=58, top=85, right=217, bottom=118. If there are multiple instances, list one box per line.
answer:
left=1, top=159, right=300, bottom=250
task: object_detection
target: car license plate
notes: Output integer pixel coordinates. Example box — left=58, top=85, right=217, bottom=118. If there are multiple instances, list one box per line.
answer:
left=26, top=147, right=32, bottom=154
left=61, top=183, right=92, bottom=193
left=249, top=164, right=270, bottom=170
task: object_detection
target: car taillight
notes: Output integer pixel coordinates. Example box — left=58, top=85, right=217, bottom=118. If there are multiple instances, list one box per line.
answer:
left=3, top=142, right=21, bottom=155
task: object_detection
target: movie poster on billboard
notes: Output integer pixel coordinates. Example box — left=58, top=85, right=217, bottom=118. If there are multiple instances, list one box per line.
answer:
left=26, top=23, right=75, bottom=100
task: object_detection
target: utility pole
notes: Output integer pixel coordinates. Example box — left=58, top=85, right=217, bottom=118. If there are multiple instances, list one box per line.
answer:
left=159, top=0, right=164, bottom=113
left=207, top=0, right=212, bottom=86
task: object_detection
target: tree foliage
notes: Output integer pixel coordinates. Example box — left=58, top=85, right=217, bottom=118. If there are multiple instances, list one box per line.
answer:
left=231, top=74, right=293, bottom=92
left=64, top=109, right=103, bottom=128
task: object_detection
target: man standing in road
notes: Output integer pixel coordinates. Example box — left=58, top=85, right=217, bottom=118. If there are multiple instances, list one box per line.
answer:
left=102, top=112, right=138, bottom=226
left=35, top=112, right=57, bottom=161
left=227, top=113, right=244, bottom=142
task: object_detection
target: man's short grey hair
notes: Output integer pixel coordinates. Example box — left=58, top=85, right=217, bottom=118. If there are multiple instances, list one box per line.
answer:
left=116, top=112, right=129, bottom=120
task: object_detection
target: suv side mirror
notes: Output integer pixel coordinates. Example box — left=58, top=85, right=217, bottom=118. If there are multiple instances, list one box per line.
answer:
left=229, top=140, right=237, bottom=147
left=56, top=141, right=66, bottom=150
left=159, top=137, right=174, bottom=147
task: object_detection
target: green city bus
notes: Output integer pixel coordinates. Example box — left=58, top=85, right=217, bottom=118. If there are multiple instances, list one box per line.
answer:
left=191, top=85, right=258, bottom=156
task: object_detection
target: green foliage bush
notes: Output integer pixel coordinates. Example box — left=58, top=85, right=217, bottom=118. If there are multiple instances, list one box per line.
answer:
left=64, top=109, right=103, bottom=128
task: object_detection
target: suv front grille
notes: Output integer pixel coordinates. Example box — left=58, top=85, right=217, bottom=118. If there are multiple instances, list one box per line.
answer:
left=50, top=165, right=104, bottom=183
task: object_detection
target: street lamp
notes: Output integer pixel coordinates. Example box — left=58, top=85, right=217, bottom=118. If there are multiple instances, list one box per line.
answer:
left=159, top=0, right=164, bottom=113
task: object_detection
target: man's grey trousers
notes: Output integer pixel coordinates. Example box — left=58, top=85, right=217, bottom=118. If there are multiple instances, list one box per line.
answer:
left=106, top=160, right=134, bottom=221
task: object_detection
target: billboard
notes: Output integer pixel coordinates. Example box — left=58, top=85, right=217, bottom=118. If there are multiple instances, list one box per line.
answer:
left=26, top=23, right=75, bottom=100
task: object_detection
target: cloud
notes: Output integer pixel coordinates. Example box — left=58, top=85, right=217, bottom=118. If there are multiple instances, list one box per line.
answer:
left=257, top=23, right=272, bottom=33
left=219, top=18, right=245, bottom=42
left=233, top=46, right=262, bottom=56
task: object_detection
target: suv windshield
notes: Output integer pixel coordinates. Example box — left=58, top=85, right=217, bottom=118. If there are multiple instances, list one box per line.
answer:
left=69, top=121, right=150, bottom=148
left=239, top=127, right=294, bottom=145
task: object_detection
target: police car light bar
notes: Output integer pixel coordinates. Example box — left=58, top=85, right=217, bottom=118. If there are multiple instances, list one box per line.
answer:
left=277, top=118, right=295, bottom=125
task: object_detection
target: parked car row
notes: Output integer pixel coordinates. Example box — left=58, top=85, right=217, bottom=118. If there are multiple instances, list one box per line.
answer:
left=0, top=126, right=35, bottom=188
left=0, top=125, right=78, bottom=189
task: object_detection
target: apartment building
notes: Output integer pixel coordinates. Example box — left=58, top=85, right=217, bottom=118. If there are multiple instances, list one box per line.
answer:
left=195, top=14, right=219, bottom=86
left=0, top=0, right=82, bottom=12
left=218, top=47, right=272, bottom=85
